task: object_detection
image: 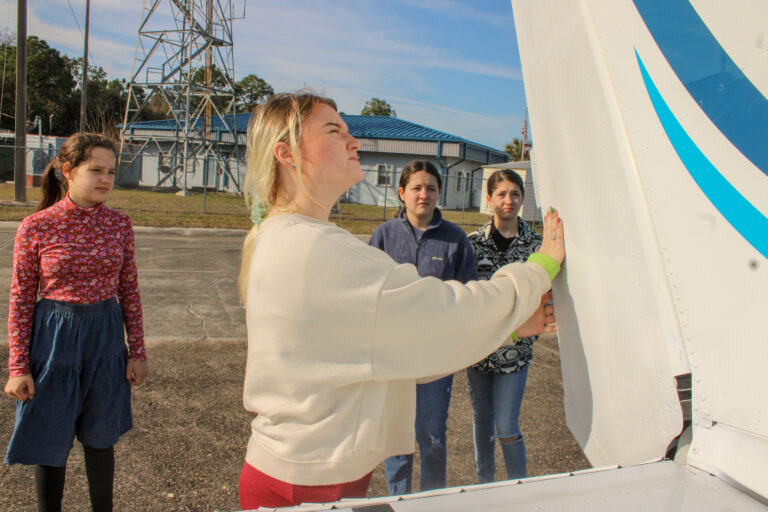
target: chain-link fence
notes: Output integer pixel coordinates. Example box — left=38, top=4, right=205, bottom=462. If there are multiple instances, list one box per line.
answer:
left=350, top=165, right=543, bottom=226
left=0, top=141, right=243, bottom=187
left=0, top=144, right=541, bottom=228
left=343, top=166, right=484, bottom=224
left=0, top=144, right=50, bottom=185
left=0, top=142, right=248, bottom=214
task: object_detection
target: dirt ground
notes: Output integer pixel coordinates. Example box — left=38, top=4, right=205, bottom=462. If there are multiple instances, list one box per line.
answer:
left=0, top=334, right=589, bottom=512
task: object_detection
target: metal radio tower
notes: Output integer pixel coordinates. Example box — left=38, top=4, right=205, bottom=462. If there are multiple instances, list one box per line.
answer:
left=120, top=0, right=243, bottom=192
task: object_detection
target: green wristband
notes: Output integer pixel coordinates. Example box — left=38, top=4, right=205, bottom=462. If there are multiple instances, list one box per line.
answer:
left=511, top=332, right=520, bottom=342
left=527, top=253, right=560, bottom=281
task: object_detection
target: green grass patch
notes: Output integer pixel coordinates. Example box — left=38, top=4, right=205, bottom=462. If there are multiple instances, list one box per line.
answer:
left=0, top=184, right=489, bottom=234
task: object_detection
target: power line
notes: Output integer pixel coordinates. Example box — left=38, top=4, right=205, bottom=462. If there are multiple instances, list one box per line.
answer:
left=64, top=0, right=96, bottom=64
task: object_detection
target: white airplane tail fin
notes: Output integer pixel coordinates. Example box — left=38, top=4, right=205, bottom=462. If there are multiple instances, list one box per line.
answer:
left=512, top=0, right=768, bottom=500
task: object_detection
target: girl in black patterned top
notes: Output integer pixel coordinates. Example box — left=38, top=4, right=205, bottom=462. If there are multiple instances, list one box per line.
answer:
left=466, top=169, right=544, bottom=482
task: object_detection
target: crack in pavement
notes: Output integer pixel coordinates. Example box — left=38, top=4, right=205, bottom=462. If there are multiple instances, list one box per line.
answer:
left=186, top=302, right=209, bottom=340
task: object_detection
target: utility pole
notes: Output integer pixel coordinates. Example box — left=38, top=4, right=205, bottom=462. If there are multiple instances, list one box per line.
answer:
left=205, top=0, right=213, bottom=143
left=203, top=0, right=213, bottom=204
left=79, top=0, right=90, bottom=132
left=14, top=0, right=26, bottom=202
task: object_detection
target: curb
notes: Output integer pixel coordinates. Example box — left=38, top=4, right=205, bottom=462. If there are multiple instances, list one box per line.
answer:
left=0, top=221, right=371, bottom=241
left=133, top=226, right=248, bottom=236
left=0, top=220, right=248, bottom=236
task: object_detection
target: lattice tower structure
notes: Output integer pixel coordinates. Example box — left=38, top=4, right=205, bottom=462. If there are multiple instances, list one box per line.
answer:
left=120, top=0, right=243, bottom=192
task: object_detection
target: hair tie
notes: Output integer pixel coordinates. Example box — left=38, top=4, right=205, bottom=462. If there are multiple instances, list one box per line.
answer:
left=249, top=200, right=264, bottom=224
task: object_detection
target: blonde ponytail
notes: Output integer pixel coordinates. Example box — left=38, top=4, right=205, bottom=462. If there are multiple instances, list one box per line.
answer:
left=238, top=92, right=337, bottom=304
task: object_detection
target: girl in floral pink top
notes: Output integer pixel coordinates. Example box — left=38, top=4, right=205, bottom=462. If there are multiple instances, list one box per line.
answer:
left=4, top=133, right=148, bottom=512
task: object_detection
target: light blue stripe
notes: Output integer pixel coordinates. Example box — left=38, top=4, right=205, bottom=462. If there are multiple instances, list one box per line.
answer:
left=635, top=50, right=768, bottom=259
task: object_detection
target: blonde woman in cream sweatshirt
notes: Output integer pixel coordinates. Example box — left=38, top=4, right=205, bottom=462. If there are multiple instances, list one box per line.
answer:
left=237, top=92, right=564, bottom=510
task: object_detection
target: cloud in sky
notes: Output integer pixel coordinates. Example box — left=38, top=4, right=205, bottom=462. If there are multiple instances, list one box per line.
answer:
left=0, top=0, right=525, bottom=148
left=390, top=0, right=515, bottom=27
left=232, top=1, right=525, bottom=146
left=0, top=0, right=138, bottom=77
left=235, top=1, right=520, bottom=82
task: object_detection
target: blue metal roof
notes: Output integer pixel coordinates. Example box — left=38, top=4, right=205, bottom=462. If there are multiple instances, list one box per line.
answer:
left=126, top=113, right=505, bottom=157
left=123, top=114, right=249, bottom=132
left=340, top=114, right=463, bottom=142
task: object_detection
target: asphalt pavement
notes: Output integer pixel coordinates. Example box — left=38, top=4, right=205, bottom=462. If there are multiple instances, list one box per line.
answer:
left=0, top=221, right=592, bottom=507
left=0, top=223, right=249, bottom=343
left=0, top=222, right=372, bottom=344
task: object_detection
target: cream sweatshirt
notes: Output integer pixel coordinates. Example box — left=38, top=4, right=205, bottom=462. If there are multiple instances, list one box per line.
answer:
left=243, top=214, right=553, bottom=486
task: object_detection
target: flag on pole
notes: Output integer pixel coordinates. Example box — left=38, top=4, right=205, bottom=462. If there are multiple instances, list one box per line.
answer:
left=521, top=111, right=527, bottom=138
left=522, top=107, right=531, bottom=160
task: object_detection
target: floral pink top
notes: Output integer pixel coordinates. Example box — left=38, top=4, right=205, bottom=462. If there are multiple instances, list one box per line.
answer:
left=7, top=195, right=146, bottom=377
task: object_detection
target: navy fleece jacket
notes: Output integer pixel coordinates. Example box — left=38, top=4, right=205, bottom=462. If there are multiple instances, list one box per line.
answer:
left=369, top=208, right=478, bottom=283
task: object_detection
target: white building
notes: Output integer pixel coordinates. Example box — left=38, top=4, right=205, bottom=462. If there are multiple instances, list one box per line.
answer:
left=122, top=114, right=508, bottom=208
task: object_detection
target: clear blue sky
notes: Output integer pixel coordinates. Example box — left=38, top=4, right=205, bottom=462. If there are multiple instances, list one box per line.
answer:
left=0, top=0, right=527, bottom=150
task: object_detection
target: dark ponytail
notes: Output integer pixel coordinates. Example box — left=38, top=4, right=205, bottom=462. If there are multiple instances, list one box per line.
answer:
left=37, top=162, right=65, bottom=212
left=35, top=132, right=118, bottom=212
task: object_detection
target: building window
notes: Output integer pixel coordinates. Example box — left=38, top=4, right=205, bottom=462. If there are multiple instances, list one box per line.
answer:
left=456, top=171, right=463, bottom=192
left=377, top=164, right=391, bottom=186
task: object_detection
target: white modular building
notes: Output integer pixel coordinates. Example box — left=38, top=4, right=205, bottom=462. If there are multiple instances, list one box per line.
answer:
left=121, top=114, right=508, bottom=208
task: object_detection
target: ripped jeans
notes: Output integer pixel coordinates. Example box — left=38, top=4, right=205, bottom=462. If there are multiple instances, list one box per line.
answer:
left=384, top=375, right=453, bottom=495
left=466, top=365, right=529, bottom=483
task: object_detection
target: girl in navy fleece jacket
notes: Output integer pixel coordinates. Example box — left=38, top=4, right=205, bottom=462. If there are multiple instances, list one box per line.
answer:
left=369, top=160, right=477, bottom=495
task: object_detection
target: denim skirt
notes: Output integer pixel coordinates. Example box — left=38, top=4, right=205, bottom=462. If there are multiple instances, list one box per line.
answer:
left=5, top=298, right=133, bottom=467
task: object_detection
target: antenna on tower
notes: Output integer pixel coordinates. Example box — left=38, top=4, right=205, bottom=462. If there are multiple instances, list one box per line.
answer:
left=119, top=0, right=244, bottom=193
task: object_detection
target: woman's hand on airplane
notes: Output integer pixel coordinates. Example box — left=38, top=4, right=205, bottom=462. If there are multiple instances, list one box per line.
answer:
left=517, top=292, right=556, bottom=337
left=538, top=207, right=564, bottom=266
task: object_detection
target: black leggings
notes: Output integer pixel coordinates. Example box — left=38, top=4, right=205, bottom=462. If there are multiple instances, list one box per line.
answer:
left=35, top=445, right=114, bottom=512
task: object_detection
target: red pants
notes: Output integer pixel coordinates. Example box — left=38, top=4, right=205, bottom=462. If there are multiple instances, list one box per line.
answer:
left=239, top=461, right=372, bottom=510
